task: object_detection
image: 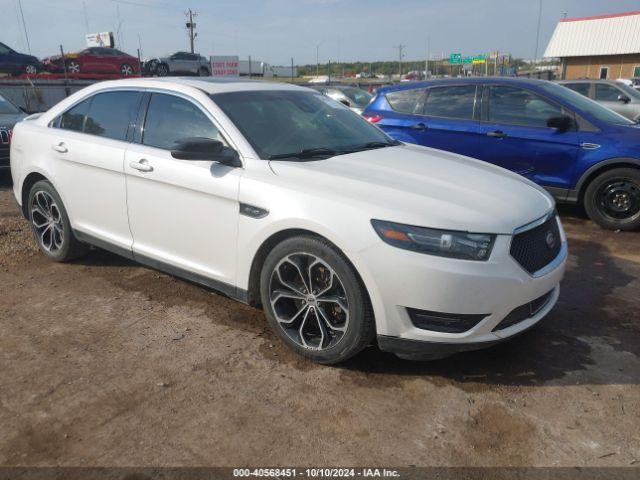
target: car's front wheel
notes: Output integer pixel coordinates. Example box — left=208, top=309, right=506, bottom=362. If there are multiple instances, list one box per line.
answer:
left=28, top=180, right=88, bottom=262
left=584, top=168, right=640, bottom=231
left=260, top=236, right=374, bottom=364
left=156, top=63, right=169, bottom=77
left=24, top=64, right=38, bottom=75
left=198, top=66, right=209, bottom=76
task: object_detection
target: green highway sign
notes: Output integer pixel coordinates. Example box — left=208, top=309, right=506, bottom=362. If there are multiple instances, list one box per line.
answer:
left=449, top=53, right=462, bottom=65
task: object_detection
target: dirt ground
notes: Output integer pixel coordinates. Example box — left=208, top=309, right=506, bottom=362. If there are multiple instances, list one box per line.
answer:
left=0, top=172, right=639, bottom=468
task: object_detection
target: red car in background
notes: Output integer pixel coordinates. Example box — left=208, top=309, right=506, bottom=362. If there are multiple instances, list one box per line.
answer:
left=43, top=47, right=140, bottom=76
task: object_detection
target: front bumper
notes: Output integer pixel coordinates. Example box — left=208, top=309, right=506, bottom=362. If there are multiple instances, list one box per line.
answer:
left=354, top=216, right=567, bottom=356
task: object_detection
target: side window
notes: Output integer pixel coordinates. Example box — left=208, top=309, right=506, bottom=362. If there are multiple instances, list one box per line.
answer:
left=142, top=93, right=223, bottom=150
left=84, top=91, right=141, bottom=140
left=0, top=44, right=11, bottom=54
left=595, top=84, right=622, bottom=101
left=57, top=98, right=92, bottom=132
left=565, top=83, right=590, bottom=97
left=423, top=86, right=476, bottom=119
left=385, top=88, right=424, bottom=114
left=487, top=86, right=562, bottom=128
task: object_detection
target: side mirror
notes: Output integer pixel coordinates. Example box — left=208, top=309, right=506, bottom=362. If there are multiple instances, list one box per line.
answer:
left=618, top=94, right=631, bottom=103
left=171, top=137, right=242, bottom=168
left=547, top=115, right=574, bottom=132
left=339, top=99, right=351, bottom=107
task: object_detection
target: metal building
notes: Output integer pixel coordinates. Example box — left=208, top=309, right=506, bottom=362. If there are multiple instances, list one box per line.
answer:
left=544, top=11, right=640, bottom=80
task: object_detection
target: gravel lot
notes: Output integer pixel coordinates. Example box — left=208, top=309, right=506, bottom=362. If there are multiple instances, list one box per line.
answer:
left=0, top=172, right=639, bottom=468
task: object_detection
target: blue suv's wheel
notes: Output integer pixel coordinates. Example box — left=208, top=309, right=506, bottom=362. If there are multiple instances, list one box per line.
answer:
left=584, top=168, right=640, bottom=231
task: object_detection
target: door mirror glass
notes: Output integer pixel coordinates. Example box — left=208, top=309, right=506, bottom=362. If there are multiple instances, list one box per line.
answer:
left=546, top=115, right=574, bottom=132
left=171, top=137, right=241, bottom=167
left=618, top=94, right=631, bottom=103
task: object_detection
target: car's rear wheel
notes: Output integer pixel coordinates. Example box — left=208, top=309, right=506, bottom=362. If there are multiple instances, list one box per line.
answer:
left=260, top=236, right=374, bottom=364
left=66, top=60, right=80, bottom=74
left=156, top=63, right=169, bottom=77
left=24, top=64, right=37, bottom=75
left=198, top=66, right=209, bottom=76
left=120, top=63, right=134, bottom=76
left=28, top=180, right=88, bottom=262
left=584, top=168, right=640, bottom=231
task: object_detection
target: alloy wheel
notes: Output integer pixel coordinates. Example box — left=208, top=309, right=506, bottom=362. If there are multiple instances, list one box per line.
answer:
left=597, top=179, right=640, bottom=221
left=268, top=252, right=349, bottom=350
left=31, top=190, right=64, bottom=253
left=121, top=64, right=133, bottom=76
left=25, top=64, right=37, bottom=75
left=67, top=61, right=80, bottom=73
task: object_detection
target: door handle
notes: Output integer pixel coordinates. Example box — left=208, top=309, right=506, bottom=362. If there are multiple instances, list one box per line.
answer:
left=129, top=159, right=154, bottom=172
left=487, top=130, right=507, bottom=139
left=410, top=122, right=427, bottom=130
left=51, top=142, right=68, bottom=153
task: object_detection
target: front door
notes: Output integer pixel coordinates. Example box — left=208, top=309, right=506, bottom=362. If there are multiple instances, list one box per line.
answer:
left=124, top=92, right=242, bottom=288
left=476, top=85, right=580, bottom=189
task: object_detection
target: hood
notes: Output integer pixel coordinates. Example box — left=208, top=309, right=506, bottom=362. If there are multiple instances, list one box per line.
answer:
left=0, top=112, right=26, bottom=129
left=269, top=143, right=554, bottom=235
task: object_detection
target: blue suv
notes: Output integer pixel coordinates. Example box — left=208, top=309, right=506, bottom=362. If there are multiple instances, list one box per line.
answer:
left=363, top=77, right=640, bottom=231
left=0, top=42, right=41, bottom=76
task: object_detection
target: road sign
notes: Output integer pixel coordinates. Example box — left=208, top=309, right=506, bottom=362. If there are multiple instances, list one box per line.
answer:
left=472, top=55, right=486, bottom=65
left=449, top=53, right=462, bottom=65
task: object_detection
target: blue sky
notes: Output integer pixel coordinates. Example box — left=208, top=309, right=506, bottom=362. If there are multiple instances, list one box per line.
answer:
left=2, top=0, right=639, bottom=65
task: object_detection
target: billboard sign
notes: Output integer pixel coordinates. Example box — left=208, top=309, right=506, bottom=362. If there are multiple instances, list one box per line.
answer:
left=211, top=56, right=240, bottom=77
left=86, top=32, right=114, bottom=48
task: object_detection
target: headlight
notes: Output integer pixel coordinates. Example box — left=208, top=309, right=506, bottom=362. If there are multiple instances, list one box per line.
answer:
left=371, top=220, right=495, bottom=261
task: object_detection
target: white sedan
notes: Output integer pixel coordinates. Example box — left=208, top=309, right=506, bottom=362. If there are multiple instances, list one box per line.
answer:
left=10, top=78, right=567, bottom=363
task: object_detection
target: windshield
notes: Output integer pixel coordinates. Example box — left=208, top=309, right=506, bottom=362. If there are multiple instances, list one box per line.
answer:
left=0, top=94, right=20, bottom=115
left=211, top=90, right=394, bottom=160
left=542, top=82, right=634, bottom=126
left=331, top=87, right=373, bottom=108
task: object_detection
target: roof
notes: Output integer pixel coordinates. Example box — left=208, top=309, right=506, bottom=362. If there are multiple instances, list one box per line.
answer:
left=544, top=11, right=640, bottom=58
left=376, top=77, right=550, bottom=94
left=87, top=77, right=310, bottom=94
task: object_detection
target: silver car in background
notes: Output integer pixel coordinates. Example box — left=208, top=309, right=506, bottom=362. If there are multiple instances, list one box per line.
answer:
left=558, top=79, right=640, bottom=122
left=311, top=85, right=373, bottom=114
left=144, top=52, right=210, bottom=77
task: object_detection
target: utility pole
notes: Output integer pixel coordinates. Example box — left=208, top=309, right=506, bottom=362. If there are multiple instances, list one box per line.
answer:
left=425, top=37, right=430, bottom=79
left=185, top=9, right=198, bottom=54
left=291, top=57, right=294, bottom=83
left=395, top=44, right=406, bottom=78
left=315, top=42, right=322, bottom=77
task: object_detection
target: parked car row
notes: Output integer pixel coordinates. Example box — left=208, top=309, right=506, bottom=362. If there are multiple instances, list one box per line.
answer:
left=363, top=77, right=640, bottom=231
left=0, top=41, right=214, bottom=78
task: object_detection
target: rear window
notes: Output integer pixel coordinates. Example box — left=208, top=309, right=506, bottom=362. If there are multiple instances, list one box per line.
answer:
left=423, top=86, right=476, bottom=119
left=83, top=91, right=141, bottom=141
left=564, top=83, right=590, bottom=97
left=385, top=88, right=424, bottom=114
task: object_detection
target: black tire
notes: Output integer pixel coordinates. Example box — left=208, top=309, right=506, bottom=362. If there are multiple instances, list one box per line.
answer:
left=156, top=63, right=169, bottom=77
left=198, top=66, right=209, bottom=77
left=27, top=180, right=88, bottom=262
left=259, top=236, right=374, bottom=364
left=583, top=168, right=640, bottom=231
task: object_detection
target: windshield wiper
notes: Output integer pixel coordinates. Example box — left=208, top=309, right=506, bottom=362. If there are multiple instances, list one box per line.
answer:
left=342, top=140, right=401, bottom=153
left=268, top=147, right=339, bottom=160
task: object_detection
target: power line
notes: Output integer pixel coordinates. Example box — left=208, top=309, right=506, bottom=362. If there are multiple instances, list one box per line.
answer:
left=16, top=0, right=31, bottom=54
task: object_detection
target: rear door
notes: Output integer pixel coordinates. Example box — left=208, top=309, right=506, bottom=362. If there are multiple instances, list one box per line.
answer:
left=373, top=87, right=428, bottom=144
left=476, top=85, right=580, bottom=188
left=124, top=91, right=241, bottom=287
left=415, top=84, right=481, bottom=158
left=48, top=90, right=143, bottom=250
